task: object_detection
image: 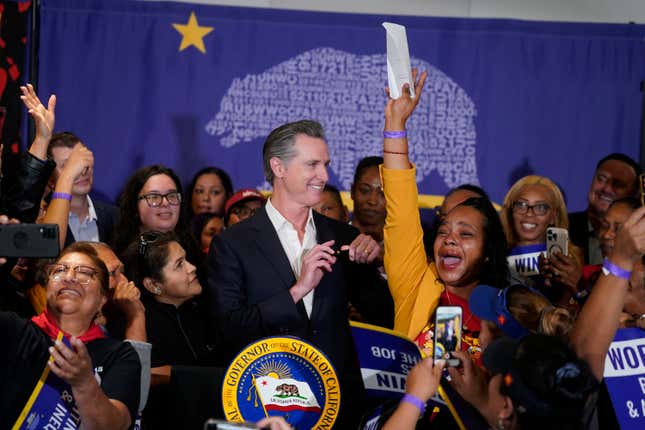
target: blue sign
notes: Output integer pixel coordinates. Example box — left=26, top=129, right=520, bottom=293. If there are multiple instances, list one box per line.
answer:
left=604, top=328, right=645, bottom=430
left=37, top=0, right=645, bottom=209
left=12, top=335, right=80, bottom=430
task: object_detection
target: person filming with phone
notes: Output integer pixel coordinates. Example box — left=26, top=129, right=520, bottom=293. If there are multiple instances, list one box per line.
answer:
left=499, top=176, right=584, bottom=305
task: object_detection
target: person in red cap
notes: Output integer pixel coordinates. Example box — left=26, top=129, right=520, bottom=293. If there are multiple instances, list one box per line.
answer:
left=223, top=188, right=266, bottom=227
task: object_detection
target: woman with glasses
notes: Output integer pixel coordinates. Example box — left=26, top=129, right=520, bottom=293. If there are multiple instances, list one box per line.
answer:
left=113, top=165, right=187, bottom=253
left=121, top=231, right=219, bottom=429
left=113, top=165, right=205, bottom=277
left=1, top=242, right=141, bottom=430
left=500, top=176, right=583, bottom=305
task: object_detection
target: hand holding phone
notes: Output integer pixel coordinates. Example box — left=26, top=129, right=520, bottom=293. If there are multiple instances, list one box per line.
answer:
left=546, top=227, right=569, bottom=258
left=433, top=305, right=462, bottom=367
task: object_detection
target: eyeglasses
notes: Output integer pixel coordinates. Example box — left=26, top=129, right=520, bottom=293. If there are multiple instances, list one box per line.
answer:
left=139, top=230, right=162, bottom=256
left=230, top=206, right=258, bottom=219
left=48, top=263, right=98, bottom=285
left=138, top=192, right=181, bottom=207
left=511, top=201, right=551, bottom=216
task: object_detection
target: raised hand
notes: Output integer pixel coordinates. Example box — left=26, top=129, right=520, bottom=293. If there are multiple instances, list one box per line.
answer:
left=48, top=337, right=94, bottom=388
left=111, top=280, right=145, bottom=320
left=405, top=357, right=445, bottom=402
left=611, top=206, right=645, bottom=270
left=385, top=68, right=428, bottom=130
left=60, top=143, right=94, bottom=183
left=20, top=83, right=56, bottom=145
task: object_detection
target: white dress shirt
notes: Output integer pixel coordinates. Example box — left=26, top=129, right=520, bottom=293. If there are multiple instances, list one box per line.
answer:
left=68, top=195, right=99, bottom=242
left=265, top=198, right=318, bottom=317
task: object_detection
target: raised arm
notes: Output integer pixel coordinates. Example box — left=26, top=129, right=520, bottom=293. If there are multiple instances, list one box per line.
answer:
left=20, top=84, right=56, bottom=161
left=381, top=70, right=441, bottom=337
left=570, top=206, right=645, bottom=380
left=43, top=144, right=94, bottom=249
left=383, top=68, right=427, bottom=170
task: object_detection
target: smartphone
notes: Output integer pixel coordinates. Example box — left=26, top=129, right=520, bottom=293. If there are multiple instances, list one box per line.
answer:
left=546, top=227, right=568, bottom=258
left=433, top=305, right=462, bottom=367
left=639, top=173, right=645, bottom=207
left=0, top=224, right=59, bottom=258
left=204, top=419, right=259, bottom=430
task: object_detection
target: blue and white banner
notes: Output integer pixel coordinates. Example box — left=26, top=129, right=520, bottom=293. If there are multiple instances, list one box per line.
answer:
left=12, top=335, right=80, bottom=430
left=604, top=328, right=645, bottom=430
left=507, top=243, right=546, bottom=277
left=350, top=321, right=421, bottom=399
left=36, top=0, right=645, bottom=208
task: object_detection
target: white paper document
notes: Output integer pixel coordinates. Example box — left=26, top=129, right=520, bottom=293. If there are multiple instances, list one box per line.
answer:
left=383, top=22, right=414, bottom=99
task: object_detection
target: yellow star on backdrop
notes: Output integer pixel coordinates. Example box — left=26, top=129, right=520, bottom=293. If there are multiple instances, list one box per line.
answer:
left=172, top=12, right=214, bottom=54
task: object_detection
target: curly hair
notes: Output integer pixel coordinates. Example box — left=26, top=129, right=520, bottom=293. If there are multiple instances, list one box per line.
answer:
left=113, top=165, right=190, bottom=255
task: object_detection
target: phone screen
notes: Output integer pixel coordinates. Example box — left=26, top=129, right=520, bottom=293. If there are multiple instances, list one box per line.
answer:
left=433, top=306, right=462, bottom=362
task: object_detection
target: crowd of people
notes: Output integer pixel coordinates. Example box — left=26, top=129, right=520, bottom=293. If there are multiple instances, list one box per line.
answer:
left=0, top=75, right=642, bottom=430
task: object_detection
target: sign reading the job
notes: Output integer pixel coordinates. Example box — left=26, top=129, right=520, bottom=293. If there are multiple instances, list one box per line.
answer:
left=604, top=328, right=645, bottom=429
left=350, top=321, right=421, bottom=399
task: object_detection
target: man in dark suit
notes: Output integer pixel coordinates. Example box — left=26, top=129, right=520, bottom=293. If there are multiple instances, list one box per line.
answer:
left=47, top=132, right=119, bottom=246
left=208, top=120, right=392, bottom=427
left=569, top=153, right=641, bottom=265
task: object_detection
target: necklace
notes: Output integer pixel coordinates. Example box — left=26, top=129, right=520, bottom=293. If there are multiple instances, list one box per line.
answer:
left=444, top=289, right=475, bottom=331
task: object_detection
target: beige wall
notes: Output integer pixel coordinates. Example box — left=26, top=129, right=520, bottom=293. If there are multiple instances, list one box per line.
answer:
left=148, top=0, right=645, bottom=24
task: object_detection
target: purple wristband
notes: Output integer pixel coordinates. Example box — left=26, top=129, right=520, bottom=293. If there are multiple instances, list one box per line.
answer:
left=401, top=393, right=426, bottom=413
left=602, top=258, right=631, bottom=280
left=383, top=130, right=407, bottom=139
left=52, top=192, right=72, bottom=201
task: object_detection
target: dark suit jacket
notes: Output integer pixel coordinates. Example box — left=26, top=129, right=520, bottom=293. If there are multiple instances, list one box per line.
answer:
left=208, top=207, right=391, bottom=371
left=63, top=199, right=119, bottom=247
left=569, top=210, right=591, bottom=265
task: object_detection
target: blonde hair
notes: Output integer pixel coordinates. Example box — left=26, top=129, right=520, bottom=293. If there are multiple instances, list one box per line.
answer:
left=500, top=175, right=569, bottom=249
left=507, top=287, right=575, bottom=337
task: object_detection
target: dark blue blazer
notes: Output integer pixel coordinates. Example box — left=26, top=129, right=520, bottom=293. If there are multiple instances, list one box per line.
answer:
left=63, top=199, right=119, bottom=247
left=208, top=207, right=392, bottom=374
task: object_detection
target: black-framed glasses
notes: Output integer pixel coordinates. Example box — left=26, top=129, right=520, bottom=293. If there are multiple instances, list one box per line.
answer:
left=139, top=231, right=162, bottom=256
left=48, top=263, right=98, bottom=285
left=511, top=201, right=551, bottom=216
left=138, top=192, right=181, bottom=207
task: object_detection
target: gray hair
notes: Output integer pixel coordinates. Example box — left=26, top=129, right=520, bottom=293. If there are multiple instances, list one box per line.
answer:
left=262, top=120, right=325, bottom=184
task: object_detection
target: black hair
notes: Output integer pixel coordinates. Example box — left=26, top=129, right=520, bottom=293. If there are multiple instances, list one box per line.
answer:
left=441, top=196, right=509, bottom=289
left=47, top=131, right=82, bottom=159
left=191, top=212, right=220, bottom=243
left=608, top=196, right=641, bottom=212
left=113, top=165, right=190, bottom=255
left=352, top=156, right=384, bottom=187
left=504, top=335, right=597, bottom=430
left=186, top=167, right=234, bottom=218
left=121, top=231, right=178, bottom=300
left=445, top=183, right=490, bottom=202
left=595, top=153, right=642, bottom=193
left=323, top=184, right=344, bottom=208
left=56, top=242, right=109, bottom=295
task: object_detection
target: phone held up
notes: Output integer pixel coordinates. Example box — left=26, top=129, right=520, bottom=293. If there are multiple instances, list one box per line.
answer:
left=433, top=305, right=463, bottom=367
left=0, top=224, right=59, bottom=258
left=546, top=227, right=569, bottom=258
left=640, top=173, right=645, bottom=207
